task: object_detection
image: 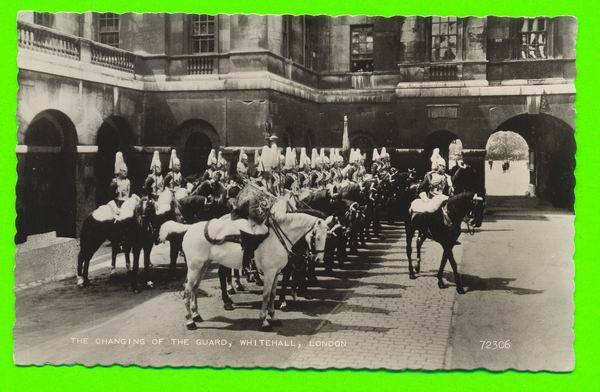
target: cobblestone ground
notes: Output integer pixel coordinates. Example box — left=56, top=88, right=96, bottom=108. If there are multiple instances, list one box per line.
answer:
left=14, top=222, right=459, bottom=369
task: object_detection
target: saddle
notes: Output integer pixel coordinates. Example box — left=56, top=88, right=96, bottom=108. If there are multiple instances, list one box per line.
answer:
left=203, top=215, right=269, bottom=249
left=92, top=195, right=140, bottom=223
left=410, top=195, right=452, bottom=227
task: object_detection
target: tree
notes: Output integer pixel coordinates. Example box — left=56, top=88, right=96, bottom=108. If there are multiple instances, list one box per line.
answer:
left=486, top=131, right=528, bottom=161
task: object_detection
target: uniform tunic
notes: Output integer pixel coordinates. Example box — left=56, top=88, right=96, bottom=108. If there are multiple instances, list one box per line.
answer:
left=164, top=170, right=186, bottom=190
left=144, top=174, right=164, bottom=199
left=110, top=177, right=131, bottom=205
left=419, top=171, right=453, bottom=198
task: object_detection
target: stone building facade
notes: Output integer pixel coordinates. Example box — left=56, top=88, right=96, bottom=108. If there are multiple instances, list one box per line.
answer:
left=16, top=13, right=576, bottom=241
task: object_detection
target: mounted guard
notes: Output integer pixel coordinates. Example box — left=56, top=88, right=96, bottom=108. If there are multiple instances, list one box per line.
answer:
left=144, top=151, right=165, bottom=201
left=164, top=149, right=186, bottom=191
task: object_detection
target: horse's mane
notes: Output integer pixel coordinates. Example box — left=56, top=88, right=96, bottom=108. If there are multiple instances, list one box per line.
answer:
left=301, top=189, right=329, bottom=204
left=447, top=192, right=475, bottom=211
left=295, top=208, right=327, bottom=219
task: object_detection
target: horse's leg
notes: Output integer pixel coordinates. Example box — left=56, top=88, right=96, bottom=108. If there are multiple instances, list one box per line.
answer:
left=446, top=246, right=465, bottom=294
left=110, top=243, right=118, bottom=276
left=437, top=249, right=449, bottom=289
left=233, top=269, right=245, bottom=291
left=278, top=264, right=291, bottom=311
left=184, top=265, right=202, bottom=329
left=130, top=246, right=141, bottom=293
left=405, top=221, right=416, bottom=280
left=143, top=241, right=154, bottom=288
left=225, top=267, right=236, bottom=295
left=190, top=262, right=211, bottom=324
left=336, top=232, right=347, bottom=265
left=416, top=233, right=426, bottom=274
left=169, top=238, right=182, bottom=276
left=218, top=266, right=234, bottom=311
left=124, top=247, right=131, bottom=271
left=268, top=271, right=282, bottom=326
left=259, top=270, right=277, bottom=331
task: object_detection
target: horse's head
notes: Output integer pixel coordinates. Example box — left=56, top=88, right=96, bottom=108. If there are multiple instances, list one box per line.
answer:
left=469, top=193, right=485, bottom=228
left=306, top=216, right=331, bottom=265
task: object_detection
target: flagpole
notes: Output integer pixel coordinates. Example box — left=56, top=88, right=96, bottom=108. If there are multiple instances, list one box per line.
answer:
left=342, top=115, right=350, bottom=163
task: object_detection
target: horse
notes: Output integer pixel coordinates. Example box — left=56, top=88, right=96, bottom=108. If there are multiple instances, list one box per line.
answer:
left=159, top=203, right=330, bottom=331
left=404, top=192, right=485, bottom=294
left=76, top=195, right=157, bottom=293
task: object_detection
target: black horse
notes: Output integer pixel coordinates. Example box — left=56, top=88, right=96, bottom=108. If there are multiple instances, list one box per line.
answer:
left=77, top=196, right=158, bottom=293
left=404, top=192, right=485, bottom=294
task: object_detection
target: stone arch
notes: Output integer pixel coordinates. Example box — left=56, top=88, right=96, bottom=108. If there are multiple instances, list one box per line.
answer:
left=492, top=113, right=575, bottom=209
left=171, top=119, right=220, bottom=178
left=16, top=109, right=78, bottom=242
left=94, top=116, right=135, bottom=205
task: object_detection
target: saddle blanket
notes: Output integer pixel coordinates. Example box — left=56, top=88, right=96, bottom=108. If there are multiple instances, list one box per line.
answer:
left=91, top=195, right=140, bottom=223
left=204, top=214, right=269, bottom=245
left=410, top=194, right=449, bottom=214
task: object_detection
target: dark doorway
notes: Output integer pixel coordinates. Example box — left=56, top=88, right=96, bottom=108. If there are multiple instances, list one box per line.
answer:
left=94, top=117, right=133, bottom=205
left=172, top=119, right=220, bottom=180
left=183, top=132, right=213, bottom=178
left=16, top=110, right=77, bottom=243
left=351, top=134, right=374, bottom=164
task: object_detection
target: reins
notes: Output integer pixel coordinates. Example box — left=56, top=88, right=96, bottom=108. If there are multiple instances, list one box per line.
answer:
left=268, top=214, right=323, bottom=258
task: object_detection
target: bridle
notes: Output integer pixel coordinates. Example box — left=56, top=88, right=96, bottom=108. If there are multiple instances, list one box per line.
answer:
left=268, top=215, right=326, bottom=258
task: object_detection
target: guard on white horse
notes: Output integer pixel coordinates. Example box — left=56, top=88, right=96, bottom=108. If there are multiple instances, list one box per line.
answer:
left=159, top=193, right=331, bottom=331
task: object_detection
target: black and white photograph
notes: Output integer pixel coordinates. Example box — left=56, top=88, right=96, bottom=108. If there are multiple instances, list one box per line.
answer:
left=14, top=12, right=575, bottom=371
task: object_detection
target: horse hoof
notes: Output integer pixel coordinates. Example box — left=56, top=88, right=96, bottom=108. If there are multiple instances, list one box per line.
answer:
left=146, top=281, right=154, bottom=289
left=126, top=264, right=131, bottom=272
left=415, top=266, right=421, bottom=274
left=409, top=274, right=417, bottom=280
left=223, top=302, right=235, bottom=311
left=268, top=318, right=282, bottom=327
left=234, top=283, right=245, bottom=292
left=279, top=302, right=288, bottom=312
left=109, top=268, right=117, bottom=276
left=438, top=282, right=447, bottom=289
left=192, top=313, right=203, bottom=323
left=227, top=287, right=236, bottom=295
left=76, top=276, right=85, bottom=288
left=260, top=322, right=273, bottom=332
left=186, top=321, right=197, bottom=330
left=456, top=287, right=466, bottom=295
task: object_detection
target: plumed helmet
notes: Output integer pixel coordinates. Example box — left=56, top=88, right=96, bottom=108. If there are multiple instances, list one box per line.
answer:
left=150, top=150, right=161, bottom=171
left=114, top=151, right=127, bottom=174
left=207, top=149, right=217, bottom=166
left=169, top=149, right=180, bottom=169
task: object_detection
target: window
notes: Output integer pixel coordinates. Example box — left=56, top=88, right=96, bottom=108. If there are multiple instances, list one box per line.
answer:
left=431, top=17, right=458, bottom=61
left=34, top=12, right=54, bottom=28
left=282, top=15, right=291, bottom=59
left=350, top=25, right=374, bottom=72
left=519, top=18, right=547, bottom=59
left=98, top=13, right=120, bottom=48
left=191, top=15, right=216, bottom=53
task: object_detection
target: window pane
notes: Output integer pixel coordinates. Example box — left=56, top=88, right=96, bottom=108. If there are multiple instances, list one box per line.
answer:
left=449, top=21, right=457, bottom=34
left=448, top=35, right=457, bottom=47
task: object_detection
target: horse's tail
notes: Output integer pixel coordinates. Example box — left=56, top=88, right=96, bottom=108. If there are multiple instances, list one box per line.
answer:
left=159, top=220, right=190, bottom=242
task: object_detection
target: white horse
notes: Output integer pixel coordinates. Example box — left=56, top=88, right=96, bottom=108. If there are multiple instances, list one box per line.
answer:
left=159, top=194, right=331, bottom=330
